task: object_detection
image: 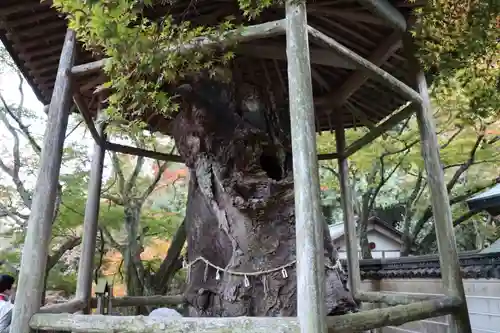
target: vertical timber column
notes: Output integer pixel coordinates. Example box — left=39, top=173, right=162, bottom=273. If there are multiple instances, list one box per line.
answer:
left=335, top=119, right=361, bottom=295
left=10, top=29, right=76, bottom=333
left=75, top=115, right=106, bottom=313
left=406, top=40, right=472, bottom=333
left=285, top=2, right=327, bottom=333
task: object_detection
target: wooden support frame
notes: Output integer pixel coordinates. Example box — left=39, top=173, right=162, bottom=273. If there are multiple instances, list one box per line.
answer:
left=71, top=19, right=288, bottom=76
left=74, top=111, right=106, bottom=313
left=335, top=117, right=361, bottom=295
left=316, top=31, right=402, bottom=107
left=105, top=142, right=183, bottom=163
left=235, top=44, right=356, bottom=69
left=307, top=26, right=422, bottom=104
left=99, top=295, right=185, bottom=308
left=343, top=102, right=413, bottom=157
left=355, top=0, right=407, bottom=31
left=10, top=29, right=76, bottom=333
left=285, top=2, right=327, bottom=333
left=356, top=291, right=442, bottom=306
left=72, top=92, right=183, bottom=162
left=404, top=37, right=472, bottom=333
left=38, top=299, right=87, bottom=314
left=30, top=297, right=460, bottom=333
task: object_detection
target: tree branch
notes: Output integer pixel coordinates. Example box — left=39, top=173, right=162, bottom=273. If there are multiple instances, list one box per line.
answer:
left=110, top=152, right=126, bottom=195
left=0, top=93, right=41, bottom=154
left=411, top=177, right=500, bottom=243
left=100, top=225, right=123, bottom=251
left=46, top=236, right=82, bottom=272
left=101, top=193, right=124, bottom=206
left=0, top=109, right=33, bottom=208
left=141, top=161, right=169, bottom=201
left=446, top=130, right=484, bottom=192
left=418, top=209, right=483, bottom=250
left=125, top=156, right=145, bottom=195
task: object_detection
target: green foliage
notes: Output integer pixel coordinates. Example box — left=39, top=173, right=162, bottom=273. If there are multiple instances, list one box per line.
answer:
left=317, top=65, right=500, bottom=254
left=415, top=0, right=499, bottom=74
left=52, top=0, right=244, bottom=132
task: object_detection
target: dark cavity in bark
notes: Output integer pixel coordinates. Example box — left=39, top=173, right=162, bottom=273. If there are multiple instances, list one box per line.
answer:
left=170, top=71, right=358, bottom=317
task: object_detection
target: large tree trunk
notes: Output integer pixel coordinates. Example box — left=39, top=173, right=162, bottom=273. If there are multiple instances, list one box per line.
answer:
left=170, top=72, right=357, bottom=317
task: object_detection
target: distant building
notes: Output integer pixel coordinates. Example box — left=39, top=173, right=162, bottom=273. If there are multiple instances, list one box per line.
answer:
left=329, top=216, right=403, bottom=259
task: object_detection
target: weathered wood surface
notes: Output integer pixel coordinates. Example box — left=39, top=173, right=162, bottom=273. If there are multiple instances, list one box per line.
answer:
left=75, top=113, right=106, bottom=314
left=105, top=142, right=182, bottom=162
left=30, top=298, right=459, bottom=333
left=72, top=93, right=103, bottom=144
left=71, top=19, right=287, bottom=76
left=405, top=35, right=472, bottom=333
left=345, top=103, right=414, bottom=157
left=286, top=1, right=327, bottom=333
left=235, top=44, right=355, bottom=69
left=108, top=295, right=185, bottom=308
left=316, top=31, right=402, bottom=107
left=355, top=0, right=407, bottom=31
left=356, top=291, right=439, bottom=306
left=38, top=299, right=86, bottom=314
left=10, top=29, right=76, bottom=333
left=307, top=26, right=422, bottom=104
left=335, top=119, right=361, bottom=294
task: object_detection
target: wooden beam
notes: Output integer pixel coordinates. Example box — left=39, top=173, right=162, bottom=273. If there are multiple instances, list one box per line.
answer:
left=285, top=2, right=327, bottom=333
left=356, top=291, right=441, bottom=306
left=16, top=21, right=66, bottom=38
left=38, top=299, right=86, bottom=314
left=10, top=29, right=76, bottom=333
left=344, top=103, right=414, bottom=157
left=13, top=32, right=64, bottom=50
left=355, top=0, right=407, bottom=31
left=71, top=19, right=288, bottom=76
left=30, top=54, right=61, bottom=69
left=73, top=91, right=183, bottom=163
left=30, top=64, right=58, bottom=77
left=2, top=10, right=55, bottom=28
left=72, top=93, right=103, bottom=145
left=335, top=117, right=361, bottom=294
left=19, top=44, right=62, bottom=61
left=30, top=297, right=460, bottom=333
left=307, top=26, right=422, bottom=104
left=0, top=1, right=52, bottom=16
left=236, top=44, right=355, bottom=69
left=405, top=36, right=472, bottom=333
left=316, top=31, right=401, bottom=107
left=105, top=142, right=183, bottom=163
left=317, top=152, right=339, bottom=160
left=75, top=112, right=106, bottom=313
left=88, top=295, right=185, bottom=309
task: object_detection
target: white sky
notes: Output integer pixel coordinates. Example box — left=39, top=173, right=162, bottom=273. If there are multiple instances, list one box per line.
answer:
left=0, top=65, right=170, bottom=195
left=0, top=68, right=104, bottom=186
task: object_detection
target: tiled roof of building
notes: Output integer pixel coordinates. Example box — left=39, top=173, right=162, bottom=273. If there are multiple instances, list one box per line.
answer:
left=351, top=251, right=500, bottom=280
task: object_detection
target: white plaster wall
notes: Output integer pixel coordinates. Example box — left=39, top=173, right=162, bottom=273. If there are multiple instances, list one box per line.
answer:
left=334, top=231, right=401, bottom=259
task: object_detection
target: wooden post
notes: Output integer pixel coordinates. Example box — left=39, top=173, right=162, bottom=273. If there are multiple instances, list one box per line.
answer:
left=285, top=2, right=327, bottom=333
left=335, top=118, right=361, bottom=295
left=406, top=39, right=472, bottom=333
left=30, top=296, right=460, bottom=333
left=10, top=29, right=76, bottom=333
left=75, top=116, right=106, bottom=313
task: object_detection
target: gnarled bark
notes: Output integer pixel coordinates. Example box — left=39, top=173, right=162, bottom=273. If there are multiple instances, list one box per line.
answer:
left=170, top=72, right=357, bottom=317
